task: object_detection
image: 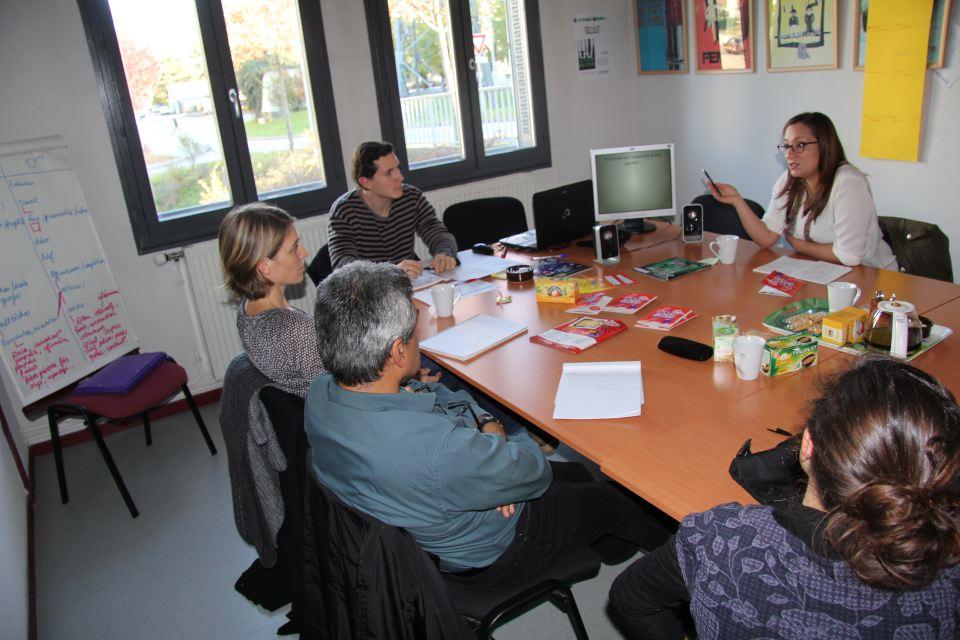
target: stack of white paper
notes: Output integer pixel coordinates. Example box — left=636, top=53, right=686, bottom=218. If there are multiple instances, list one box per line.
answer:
left=445, top=249, right=523, bottom=281
left=411, top=270, right=446, bottom=291
left=419, top=314, right=527, bottom=361
left=553, top=361, right=644, bottom=420
left=753, top=256, right=851, bottom=285
left=413, top=280, right=499, bottom=307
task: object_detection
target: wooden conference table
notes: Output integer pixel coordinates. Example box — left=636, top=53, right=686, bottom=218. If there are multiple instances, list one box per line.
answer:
left=413, top=222, right=960, bottom=521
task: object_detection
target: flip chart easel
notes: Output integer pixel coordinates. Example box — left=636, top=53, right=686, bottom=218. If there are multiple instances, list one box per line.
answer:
left=0, top=136, right=138, bottom=406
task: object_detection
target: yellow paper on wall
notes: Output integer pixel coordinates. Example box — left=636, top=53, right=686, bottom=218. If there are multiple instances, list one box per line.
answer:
left=860, top=0, right=933, bottom=161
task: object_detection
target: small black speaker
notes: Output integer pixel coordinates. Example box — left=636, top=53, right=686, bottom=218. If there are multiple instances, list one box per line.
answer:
left=658, top=336, right=713, bottom=361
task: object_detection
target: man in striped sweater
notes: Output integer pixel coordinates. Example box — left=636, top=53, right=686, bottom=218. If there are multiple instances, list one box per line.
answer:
left=327, top=141, right=458, bottom=279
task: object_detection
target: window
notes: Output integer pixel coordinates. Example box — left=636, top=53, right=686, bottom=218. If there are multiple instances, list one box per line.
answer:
left=78, top=0, right=345, bottom=253
left=364, top=0, right=550, bottom=190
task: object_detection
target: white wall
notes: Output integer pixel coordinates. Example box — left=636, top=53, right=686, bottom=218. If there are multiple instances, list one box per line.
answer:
left=0, top=445, right=28, bottom=640
left=662, top=2, right=960, bottom=282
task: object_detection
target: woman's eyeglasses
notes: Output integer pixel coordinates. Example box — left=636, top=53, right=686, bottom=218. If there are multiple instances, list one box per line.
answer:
left=777, top=141, right=819, bottom=155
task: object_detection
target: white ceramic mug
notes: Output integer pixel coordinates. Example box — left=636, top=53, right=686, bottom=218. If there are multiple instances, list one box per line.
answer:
left=430, top=282, right=462, bottom=318
left=732, top=335, right=766, bottom=381
left=827, top=281, right=861, bottom=312
left=709, top=234, right=739, bottom=264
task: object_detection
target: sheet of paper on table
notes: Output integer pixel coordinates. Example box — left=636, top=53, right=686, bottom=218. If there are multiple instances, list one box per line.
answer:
left=413, top=280, right=499, bottom=306
left=553, top=361, right=644, bottom=419
left=419, top=314, right=527, bottom=361
left=753, top=256, right=851, bottom=285
left=411, top=270, right=447, bottom=291
left=444, top=249, right=524, bottom=281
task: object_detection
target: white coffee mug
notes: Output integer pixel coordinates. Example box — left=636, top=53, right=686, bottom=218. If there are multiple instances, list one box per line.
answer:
left=827, top=281, right=861, bottom=312
left=709, top=234, right=739, bottom=265
left=430, top=282, right=462, bottom=318
left=732, top=335, right=766, bottom=381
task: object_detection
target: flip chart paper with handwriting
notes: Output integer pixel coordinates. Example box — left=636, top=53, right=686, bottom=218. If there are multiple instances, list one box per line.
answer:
left=0, top=136, right=138, bottom=405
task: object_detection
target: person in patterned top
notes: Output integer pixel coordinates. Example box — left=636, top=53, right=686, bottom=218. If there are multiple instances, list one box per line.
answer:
left=609, top=356, right=960, bottom=640
left=219, top=202, right=324, bottom=397
left=326, top=141, right=458, bottom=279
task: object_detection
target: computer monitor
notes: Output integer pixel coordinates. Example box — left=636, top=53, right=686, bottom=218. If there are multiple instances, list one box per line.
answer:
left=589, top=143, right=677, bottom=233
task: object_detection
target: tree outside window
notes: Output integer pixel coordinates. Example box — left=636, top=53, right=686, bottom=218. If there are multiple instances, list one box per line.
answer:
left=79, top=0, right=344, bottom=253
left=366, top=0, right=549, bottom=189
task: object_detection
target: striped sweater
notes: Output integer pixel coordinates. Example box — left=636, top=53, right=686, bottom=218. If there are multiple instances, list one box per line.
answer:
left=326, top=185, right=458, bottom=269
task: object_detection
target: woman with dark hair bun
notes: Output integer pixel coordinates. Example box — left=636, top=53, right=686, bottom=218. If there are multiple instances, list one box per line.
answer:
left=709, top=112, right=897, bottom=269
left=609, top=356, right=960, bottom=639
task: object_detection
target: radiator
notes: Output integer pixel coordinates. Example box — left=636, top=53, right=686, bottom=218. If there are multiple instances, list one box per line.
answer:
left=184, top=175, right=536, bottom=381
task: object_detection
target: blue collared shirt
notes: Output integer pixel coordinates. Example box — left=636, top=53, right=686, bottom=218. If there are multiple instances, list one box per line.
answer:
left=305, top=374, right=552, bottom=570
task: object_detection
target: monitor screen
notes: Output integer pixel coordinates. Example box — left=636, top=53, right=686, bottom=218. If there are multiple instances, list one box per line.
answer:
left=589, top=143, right=677, bottom=226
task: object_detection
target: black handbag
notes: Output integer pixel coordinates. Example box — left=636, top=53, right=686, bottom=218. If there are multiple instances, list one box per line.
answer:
left=729, top=434, right=806, bottom=505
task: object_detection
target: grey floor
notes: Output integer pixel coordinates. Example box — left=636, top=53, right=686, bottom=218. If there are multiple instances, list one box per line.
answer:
left=34, top=404, right=642, bottom=639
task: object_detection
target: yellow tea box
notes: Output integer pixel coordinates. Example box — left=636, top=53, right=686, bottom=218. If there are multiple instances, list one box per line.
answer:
left=821, top=309, right=853, bottom=347
left=821, top=307, right=869, bottom=347
left=844, top=306, right=868, bottom=344
left=535, top=277, right=577, bottom=303
left=712, top=315, right=738, bottom=362
left=762, top=332, right=819, bottom=376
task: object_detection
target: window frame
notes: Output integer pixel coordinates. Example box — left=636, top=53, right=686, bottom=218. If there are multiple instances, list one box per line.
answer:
left=77, top=0, right=347, bottom=254
left=363, top=0, right=551, bottom=191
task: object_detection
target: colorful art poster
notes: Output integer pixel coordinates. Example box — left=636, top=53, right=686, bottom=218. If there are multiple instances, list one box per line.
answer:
left=856, top=0, right=955, bottom=70
left=634, top=0, right=687, bottom=73
left=861, top=0, right=933, bottom=161
left=767, top=0, right=838, bottom=71
left=694, top=0, right=754, bottom=73
left=575, top=14, right=611, bottom=78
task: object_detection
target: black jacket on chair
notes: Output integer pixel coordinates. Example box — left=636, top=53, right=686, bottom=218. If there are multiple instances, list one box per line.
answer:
left=301, top=477, right=472, bottom=640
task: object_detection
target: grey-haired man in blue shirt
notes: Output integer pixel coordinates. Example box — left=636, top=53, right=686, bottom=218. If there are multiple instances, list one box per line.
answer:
left=305, top=261, right=670, bottom=585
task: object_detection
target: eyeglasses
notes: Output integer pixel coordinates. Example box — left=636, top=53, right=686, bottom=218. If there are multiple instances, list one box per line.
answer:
left=777, top=141, right=818, bottom=155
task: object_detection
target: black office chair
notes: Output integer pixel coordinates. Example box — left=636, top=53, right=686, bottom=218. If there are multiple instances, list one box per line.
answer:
left=306, top=244, right=333, bottom=285
left=693, top=194, right=764, bottom=239
left=443, top=197, right=528, bottom=250
left=258, top=387, right=310, bottom=635
left=878, top=216, right=954, bottom=282
left=304, top=476, right=601, bottom=639
left=443, top=548, right=599, bottom=639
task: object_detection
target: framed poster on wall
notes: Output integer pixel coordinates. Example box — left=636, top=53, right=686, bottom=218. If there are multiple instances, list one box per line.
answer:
left=634, top=0, right=688, bottom=73
left=766, top=0, right=838, bottom=72
left=694, top=0, right=754, bottom=73
left=855, top=0, right=954, bottom=71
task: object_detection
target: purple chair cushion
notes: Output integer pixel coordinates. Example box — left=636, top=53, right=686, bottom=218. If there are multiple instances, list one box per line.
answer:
left=62, top=362, right=188, bottom=420
left=74, top=352, right=167, bottom=395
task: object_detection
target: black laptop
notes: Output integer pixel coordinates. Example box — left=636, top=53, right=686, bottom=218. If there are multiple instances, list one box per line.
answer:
left=500, top=180, right=595, bottom=250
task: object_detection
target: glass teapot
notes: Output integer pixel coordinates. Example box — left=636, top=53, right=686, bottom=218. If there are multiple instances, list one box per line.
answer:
left=865, top=299, right=924, bottom=357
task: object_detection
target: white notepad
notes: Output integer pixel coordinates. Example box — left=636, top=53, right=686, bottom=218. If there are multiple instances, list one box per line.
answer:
left=553, top=361, right=644, bottom=420
left=753, top=256, right=851, bottom=285
left=419, top=314, right=527, bottom=361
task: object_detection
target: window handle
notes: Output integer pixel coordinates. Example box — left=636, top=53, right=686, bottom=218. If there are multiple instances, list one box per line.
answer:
left=227, top=88, right=241, bottom=118
left=468, top=58, right=477, bottom=71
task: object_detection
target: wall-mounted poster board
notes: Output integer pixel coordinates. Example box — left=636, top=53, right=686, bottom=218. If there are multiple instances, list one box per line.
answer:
left=0, top=136, right=137, bottom=405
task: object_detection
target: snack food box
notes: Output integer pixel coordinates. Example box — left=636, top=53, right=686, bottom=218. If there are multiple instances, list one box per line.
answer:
left=820, top=306, right=869, bottom=347
left=534, top=277, right=577, bottom=303
left=762, top=332, right=819, bottom=376
left=712, top=315, right=738, bottom=362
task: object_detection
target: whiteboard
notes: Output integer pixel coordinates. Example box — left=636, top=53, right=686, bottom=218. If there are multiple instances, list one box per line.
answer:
left=0, top=136, right=138, bottom=405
